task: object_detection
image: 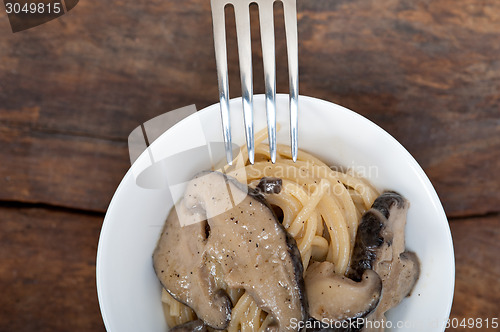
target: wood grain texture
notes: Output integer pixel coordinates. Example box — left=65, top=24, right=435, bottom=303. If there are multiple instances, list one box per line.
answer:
left=0, top=125, right=129, bottom=212
left=1, top=0, right=499, bottom=216
left=448, top=215, right=500, bottom=331
left=0, top=207, right=105, bottom=332
left=298, top=0, right=500, bottom=218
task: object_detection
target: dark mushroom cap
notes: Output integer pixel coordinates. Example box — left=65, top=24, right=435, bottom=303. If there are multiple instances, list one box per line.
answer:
left=169, top=320, right=207, bottom=332
left=348, top=191, right=420, bottom=328
left=256, top=177, right=283, bottom=194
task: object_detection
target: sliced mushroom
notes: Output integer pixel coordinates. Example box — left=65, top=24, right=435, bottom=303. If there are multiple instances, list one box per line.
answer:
left=154, top=171, right=307, bottom=331
left=153, top=205, right=232, bottom=329
left=348, top=191, right=420, bottom=332
left=169, top=320, right=207, bottom=332
left=256, top=177, right=283, bottom=194
left=305, top=261, right=381, bottom=325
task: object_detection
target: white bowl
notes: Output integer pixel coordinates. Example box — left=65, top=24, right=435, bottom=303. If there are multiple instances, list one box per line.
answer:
left=96, top=94, right=454, bottom=331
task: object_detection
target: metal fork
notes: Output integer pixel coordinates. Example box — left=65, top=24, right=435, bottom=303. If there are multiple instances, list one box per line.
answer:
left=211, top=0, right=298, bottom=165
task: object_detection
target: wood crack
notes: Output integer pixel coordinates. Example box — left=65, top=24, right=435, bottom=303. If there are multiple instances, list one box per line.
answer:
left=0, top=200, right=105, bottom=217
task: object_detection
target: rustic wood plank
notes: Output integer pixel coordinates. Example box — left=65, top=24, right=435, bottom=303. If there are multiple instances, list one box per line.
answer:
left=0, top=125, right=129, bottom=212
left=0, top=0, right=499, bottom=216
left=0, top=207, right=105, bottom=332
left=448, top=215, right=500, bottom=331
left=0, top=0, right=219, bottom=139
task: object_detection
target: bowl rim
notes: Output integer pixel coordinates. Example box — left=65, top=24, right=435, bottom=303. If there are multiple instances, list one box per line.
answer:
left=96, top=94, right=455, bottom=331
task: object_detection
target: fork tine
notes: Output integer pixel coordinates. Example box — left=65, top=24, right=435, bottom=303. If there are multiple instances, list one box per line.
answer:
left=258, top=0, right=277, bottom=164
left=282, top=0, right=299, bottom=162
left=212, top=0, right=299, bottom=165
left=211, top=0, right=233, bottom=165
left=234, top=1, right=255, bottom=164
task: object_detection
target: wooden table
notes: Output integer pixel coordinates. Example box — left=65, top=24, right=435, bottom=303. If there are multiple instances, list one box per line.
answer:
left=0, top=1, right=498, bottom=331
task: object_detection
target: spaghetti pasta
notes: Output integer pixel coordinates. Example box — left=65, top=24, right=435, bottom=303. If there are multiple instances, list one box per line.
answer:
left=160, top=128, right=379, bottom=331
